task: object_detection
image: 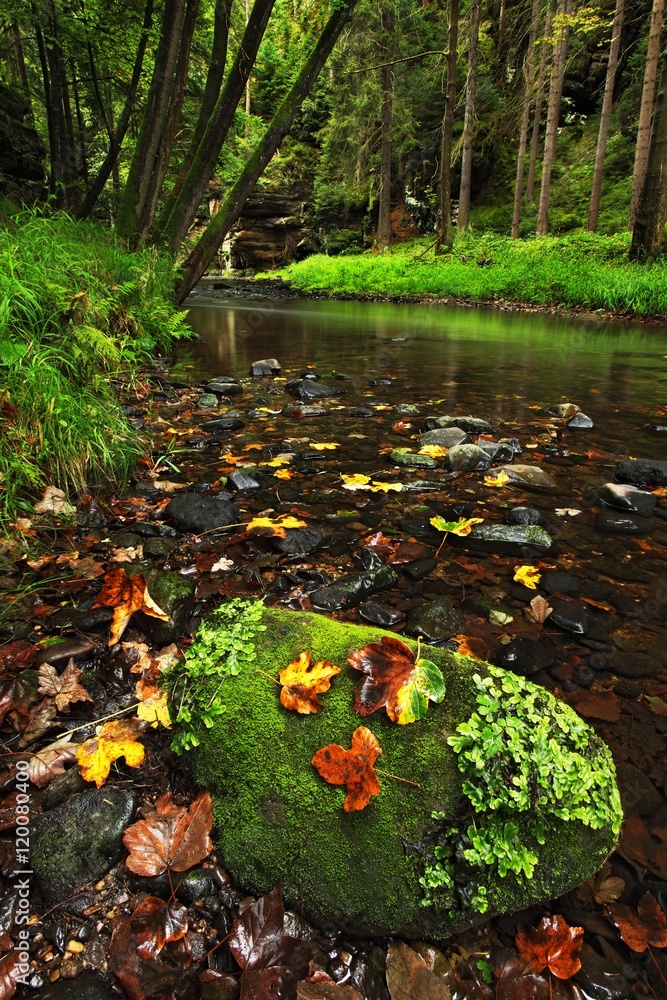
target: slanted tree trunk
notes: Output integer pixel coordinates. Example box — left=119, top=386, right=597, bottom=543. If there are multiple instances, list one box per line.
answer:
left=436, top=0, right=460, bottom=252
left=458, top=0, right=481, bottom=231
left=76, top=0, right=154, bottom=220
left=157, top=0, right=278, bottom=255
left=115, top=0, right=187, bottom=243
left=154, top=0, right=232, bottom=233
left=376, top=9, right=394, bottom=249
left=628, top=0, right=665, bottom=230
left=526, top=5, right=553, bottom=203
left=175, top=0, right=362, bottom=302
left=511, top=0, right=540, bottom=238
left=588, top=0, right=624, bottom=231
left=631, top=52, right=667, bottom=258
left=536, top=0, right=571, bottom=236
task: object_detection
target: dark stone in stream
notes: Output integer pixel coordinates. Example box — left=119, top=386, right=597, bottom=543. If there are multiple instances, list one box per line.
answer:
left=566, top=412, right=594, bottom=429
left=507, top=506, right=544, bottom=526
left=616, top=764, right=663, bottom=818
left=390, top=450, right=438, bottom=469
left=250, top=358, right=281, bottom=376
left=548, top=403, right=580, bottom=419
left=132, top=521, right=180, bottom=538
left=125, top=566, right=196, bottom=643
left=432, top=415, right=494, bottom=434
left=403, top=557, right=437, bottom=581
left=603, top=650, right=663, bottom=678
left=405, top=597, right=463, bottom=643
left=548, top=598, right=594, bottom=635
left=476, top=440, right=515, bottom=463
left=31, top=788, right=135, bottom=906
left=596, top=510, right=654, bottom=534
left=48, top=606, right=113, bottom=631
left=286, top=379, right=342, bottom=401
left=227, top=470, right=265, bottom=491
left=282, top=403, right=326, bottom=419
left=499, top=437, right=522, bottom=455
left=543, top=572, right=582, bottom=595
left=202, top=415, right=245, bottom=432
left=358, top=602, right=404, bottom=626
left=206, top=382, right=242, bottom=397
left=647, top=424, right=667, bottom=432
left=143, top=536, right=177, bottom=558
left=310, top=566, right=398, bottom=611
left=274, top=528, right=324, bottom=557
left=469, top=523, right=553, bottom=553
left=615, top=458, right=667, bottom=487
left=166, top=493, right=240, bottom=532
left=398, top=516, right=439, bottom=539
left=394, top=403, right=420, bottom=416
left=446, top=444, right=492, bottom=472
left=109, top=530, right=142, bottom=547
left=34, top=638, right=96, bottom=666
left=497, top=638, right=556, bottom=676
left=598, top=482, right=657, bottom=516
left=419, top=427, right=471, bottom=449
left=350, top=406, right=376, bottom=418
left=495, top=464, right=558, bottom=490
left=354, top=547, right=385, bottom=571
left=175, top=868, right=215, bottom=905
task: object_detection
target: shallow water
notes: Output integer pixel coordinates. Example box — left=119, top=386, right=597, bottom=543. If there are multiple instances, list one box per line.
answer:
left=178, top=293, right=667, bottom=458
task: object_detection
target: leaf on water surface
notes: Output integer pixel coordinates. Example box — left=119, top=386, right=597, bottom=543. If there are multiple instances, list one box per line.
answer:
left=348, top=636, right=446, bottom=725
left=340, top=473, right=372, bottom=490
left=28, top=734, right=78, bottom=787
left=515, top=914, right=584, bottom=979
left=569, top=688, right=621, bottom=722
left=93, top=568, right=168, bottom=645
left=310, top=442, right=340, bottom=450
left=513, top=565, right=541, bottom=589
left=278, top=651, right=341, bottom=714
left=386, top=940, right=451, bottom=1000
left=527, top=595, right=552, bottom=623
left=274, top=468, right=297, bottom=480
left=370, top=481, right=404, bottom=493
left=77, top=717, right=146, bottom=787
left=608, top=891, right=667, bottom=952
left=37, top=657, right=93, bottom=712
left=312, top=726, right=382, bottom=812
left=108, top=895, right=192, bottom=1000
left=492, top=948, right=549, bottom=1000
left=484, top=470, right=511, bottom=487
left=245, top=515, right=307, bottom=538
left=260, top=455, right=294, bottom=468
left=123, top=790, right=214, bottom=876
left=430, top=516, right=484, bottom=537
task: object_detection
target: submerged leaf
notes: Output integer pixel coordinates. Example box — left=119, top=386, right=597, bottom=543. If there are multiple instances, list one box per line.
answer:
left=312, top=726, right=382, bottom=812
left=608, top=891, right=667, bottom=952
left=348, top=635, right=445, bottom=724
left=278, top=651, right=341, bottom=714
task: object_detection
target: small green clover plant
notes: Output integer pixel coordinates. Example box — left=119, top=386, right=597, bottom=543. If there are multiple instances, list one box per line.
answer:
left=163, top=598, right=266, bottom=754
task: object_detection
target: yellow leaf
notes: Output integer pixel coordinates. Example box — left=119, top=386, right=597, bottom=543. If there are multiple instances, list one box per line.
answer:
left=274, top=468, right=296, bottom=480
left=136, top=689, right=172, bottom=729
left=370, top=481, right=403, bottom=493
left=340, top=473, right=371, bottom=490
left=279, top=651, right=341, bottom=714
left=243, top=443, right=263, bottom=451
left=309, top=442, right=340, bottom=451
left=514, top=565, right=542, bottom=589
left=430, top=516, right=484, bottom=537
left=260, top=455, right=293, bottom=468
left=419, top=445, right=448, bottom=459
left=76, top=718, right=145, bottom=787
left=484, top=470, right=511, bottom=487
left=246, top=515, right=307, bottom=538
left=220, top=452, right=243, bottom=465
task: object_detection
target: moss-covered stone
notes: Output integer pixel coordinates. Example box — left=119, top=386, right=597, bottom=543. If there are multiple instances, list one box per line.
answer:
left=179, top=603, right=620, bottom=938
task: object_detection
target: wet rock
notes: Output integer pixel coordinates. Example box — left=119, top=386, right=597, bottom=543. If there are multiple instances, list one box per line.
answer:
left=206, top=381, right=243, bottom=397
left=109, top=530, right=142, bottom=547
left=48, top=606, right=113, bottom=631
left=566, top=412, right=594, bottom=429
left=186, top=604, right=620, bottom=938
left=469, top=523, right=553, bottom=553
left=282, top=403, right=327, bottom=419
left=132, top=521, right=180, bottom=538
left=350, top=406, right=376, bottom=418
left=166, top=493, right=240, bottom=532
left=390, top=450, right=438, bottom=469
left=419, top=427, right=470, bottom=449
left=596, top=510, right=654, bottom=534
left=574, top=943, right=629, bottom=1000
left=227, top=470, right=265, bottom=491
left=598, top=483, right=657, bottom=517
left=34, top=638, right=96, bottom=666
left=175, top=868, right=215, bottom=905
left=496, top=638, right=556, bottom=676
left=405, top=597, right=463, bottom=643
left=197, top=393, right=219, bottom=409
left=615, top=458, right=667, bottom=488
left=274, top=528, right=324, bottom=557
left=142, top=536, right=177, bottom=558
left=432, top=415, right=494, bottom=434
left=548, top=598, right=594, bottom=635
left=616, top=764, right=662, bottom=818
left=311, top=566, right=398, bottom=611
left=602, top=650, right=663, bottom=678
left=31, top=788, right=135, bottom=907
left=34, top=972, right=118, bottom=999
left=495, top=464, right=558, bottom=490
left=126, top=566, right=195, bottom=643
left=476, top=440, right=515, bottom=463
left=499, top=437, right=522, bottom=455
left=507, top=506, right=543, bottom=526
left=394, top=404, right=420, bottom=416
left=358, top=602, right=404, bottom=626
left=403, top=557, right=437, bottom=581
left=251, top=358, right=281, bottom=376
left=41, top=767, right=89, bottom=810
left=202, top=415, right=245, bottom=432
left=354, top=547, right=385, bottom=572
left=287, top=379, right=342, bottom=401
left=446, top=444, right=492, bottom=472
left=647, top=423, right=667, bottom=432
left=548, top=403, right=580, bottom=419
left=543, top=572, right=581, bottom=595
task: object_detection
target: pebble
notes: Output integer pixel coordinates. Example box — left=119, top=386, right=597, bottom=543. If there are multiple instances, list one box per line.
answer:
left=469, top=523, right=553, bottom=553
left=196, top=393, right=219, bottom=409
left=405, top=597, right=463, bottom=643
left=166, top=493, right=240, bottom=532
left=419, top=427, right=470, bottom=449
left=615, top=458, right=667, bottom=487
left=310, top=566, right=398, bottom=611
left=507, top=506, right=543, bottom=526
left=566, top=412, right=594, bottom=429
left=206, top=381, right=243, bottom=396
left=497, top=638, right=556, bottom=676
left=431, top=415, right=494, bottom=433
left=202, top=415, right=245, bottom=432
left=548, top=598, right=594, bottom=635
left=227, top=470, right=265, bottom=491
left=358, top=602, right=404, bottom=626
left=286, top=379, right=342, bottom=401
left=390, top=450, right=438, bottom=469
left=495, top=464, right=558, bottom=490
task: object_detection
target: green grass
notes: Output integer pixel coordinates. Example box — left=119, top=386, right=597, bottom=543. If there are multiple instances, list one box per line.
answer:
left=0, top=210, right=190, bottom=528
left=276, top=231, right=667, bottom=317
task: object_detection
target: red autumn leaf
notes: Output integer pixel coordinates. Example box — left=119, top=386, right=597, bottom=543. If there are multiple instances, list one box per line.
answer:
left=515, top=914, right=584, bottom=979
left=348, top=635, right=445, bottom=724
left=108, top=895, right=193, bottom=1000
left=619, top=815, right=667, bottom=879
left=0, top=951, right=22, bottom=1000
left=492, top=947, right=549, bottom=1000
left=608, top=891, right=667, bottom=952
left=569, top=688, right=621, bottom=723
left=312, top=726, right=382, bottom=812
left=0, top=642, right=36, bottom=673
left=93, top=567, right=168, bottom=645
left=123, top=790, right=214, bottom=875
left=278, top=651, right=341, bottom=714
left=0, top=671, right=38, bottom=726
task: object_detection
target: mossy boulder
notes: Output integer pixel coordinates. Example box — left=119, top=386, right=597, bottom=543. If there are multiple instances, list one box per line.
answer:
left=178, top=602, right=621, bottom=939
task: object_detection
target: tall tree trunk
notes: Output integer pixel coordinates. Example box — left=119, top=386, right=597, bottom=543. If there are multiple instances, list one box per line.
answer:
left=628, top=0, right=665, bottom=230
left=76, top=0, right=154, bottom=220
left=44, top=15, right=78, bottom=207
left=137, top=0, right=200, bottom=242
left=175, top=0, right=361, bottom=302
left=115, top=0, right=186, bottom=243
left=536, top=0, right=571, bottom=236
left=588, top=0, right=624, bottom=231
left=70, top=60, right=88, bottom=181
left=157, top=0, right=278, bottom=255
left=33, top=21, right=58, bottom=197
left=526, top=6, right=553, bottom=203
left=436, top=0, right=460, bottom=252
left=246, top=0, right=252, bottom=117
left=9, top=23, right=33, bottom=118
left=376, top=9, right=394, bottom=249
left=155, top=0, right=232, bottom=234
left=458, top=0, right=481, bottom=231
left=631, top=52, right=667, bottom=257
left=511, top=0, right=540, bottom=238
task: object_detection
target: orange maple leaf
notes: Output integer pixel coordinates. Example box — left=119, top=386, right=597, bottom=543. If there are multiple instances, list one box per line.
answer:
left=93, top=568, right=168, bottom=645
left=312, top=726, right=382, bottom=812
left=278, top=651, right=341, bottom=714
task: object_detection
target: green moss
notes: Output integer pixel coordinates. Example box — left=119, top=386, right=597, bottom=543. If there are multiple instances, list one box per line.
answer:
left=176, top=601, right=620, bottom=937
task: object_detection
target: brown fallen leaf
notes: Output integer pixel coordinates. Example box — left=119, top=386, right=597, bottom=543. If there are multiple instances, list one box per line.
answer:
left=527, top=595, right=552, bottom=624
left=33, top=485, right=76, bottom=516
left=312, top=727, right=382, bottom=812
left=93, top=568, right=168, bottom=645
left=515, top=914, right=584, bottom=979
left=123, top=790, right=213, bottom=875
left=298, top=978, right=363, bottom=999
left=577, top=862, right=625, bottom=907
left=278, top=651, right=341, bottom=714
left=37, top=658, right=93, bottom=712
left=18, top=699, right=57, bottom=747
left=29, top=735, right=78, bottom=787
left=386, top=940, right=451, bottom=1000
left=608, top=891, right=667, bottom=952
left=569, top=688, right=621, bottom=723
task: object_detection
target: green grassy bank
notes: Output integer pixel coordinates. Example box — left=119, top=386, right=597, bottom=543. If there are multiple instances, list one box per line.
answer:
left=0, top=210, right=188, bottom=527
left=276, top=232, right=667, bottom=318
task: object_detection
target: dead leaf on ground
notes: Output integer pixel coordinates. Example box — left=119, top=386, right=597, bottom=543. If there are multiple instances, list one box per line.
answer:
left=93, top=568, right=168, bottom=645
left=527, top=595, right=552, bottom=623
left=108, top=895, right=193, bottom=1000
left=576, top=862, right=625, bottom=907
left=18, top=699, right=57, bottom=747
left=569, top=688, right=621, bottom=723
left=312, top=726, right=382, bottom=812
left=492, top=947, right=548, bottom=1000
left=33, top=485, right=76, bottom=516
left=76, top=717, right=146, bottom=787
left=28, top=735, right=78, bottom=787
left=123, top=790, right=213, bottom=876
left=278, top=651, right=341, bottom=714
left=386, top=940, right=451, bottom=1000
left=515, top=914, right=584, bottom=979
left=37, top=658, right=93, bottom=712
left=608, top=891, right=667, bottom=952
left=619, top=815, right=667, bottom=878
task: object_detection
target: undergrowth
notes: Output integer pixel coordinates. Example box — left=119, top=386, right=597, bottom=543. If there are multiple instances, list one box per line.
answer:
left=276, top=231, right=667, bottom=317
left=0, top=210, right=190, bottom=527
